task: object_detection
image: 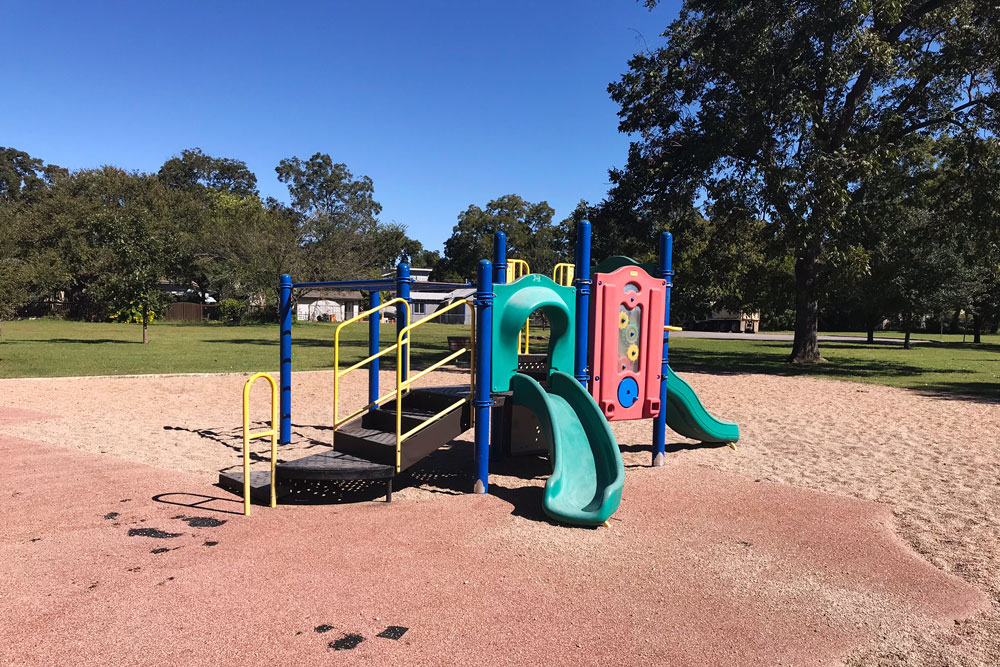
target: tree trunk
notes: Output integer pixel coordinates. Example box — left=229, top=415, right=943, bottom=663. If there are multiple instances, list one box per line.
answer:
left=141, top=302, right=148, bottom=345
left=789, top=251, right=821, bottom=363
left=973, top=312, right=982, bottom=344
left=903, top=313, right=912, bottom=350
left=865, top=312, right=876, bottom=344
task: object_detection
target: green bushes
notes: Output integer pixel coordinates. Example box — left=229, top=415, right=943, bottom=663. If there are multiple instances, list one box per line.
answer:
left=217, top=299, right=247, bottom=324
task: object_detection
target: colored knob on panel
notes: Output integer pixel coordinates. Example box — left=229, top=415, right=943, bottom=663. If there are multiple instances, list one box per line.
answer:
left=618, top=311, right=629, bottom=329
left=626, top=344, right=639, bottom=361
left=617, top=377, right=639, bottom=408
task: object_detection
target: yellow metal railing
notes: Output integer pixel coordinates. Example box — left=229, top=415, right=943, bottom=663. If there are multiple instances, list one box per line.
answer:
left=506, top=258, right=531, bottom=353
left=333, top=298, right=411, bottom=430
left=241, top=372, right=278, bottom=516
left=394, top=298, right=473, bottom=472
left=552, top=262, right=575, bottom=287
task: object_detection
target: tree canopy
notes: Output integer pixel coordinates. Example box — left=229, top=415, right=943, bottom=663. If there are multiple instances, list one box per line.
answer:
left=439, top=194, right=566, bottom=280
left=609, top=0, right=1000, bottom=361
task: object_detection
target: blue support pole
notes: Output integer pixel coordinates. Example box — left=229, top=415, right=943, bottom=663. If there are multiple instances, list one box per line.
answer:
left=573, top=220, right=592, bottom=388
left=368, top=289, right=380, bottom=414
left=652, top=232, right=673, bottom=466
left=279, top=273, right=293, bottom=444
left=396, top=263, right=411, bottom=383
left=473, top=260, right=493, bottom=494
left=492, top=231, right=507, bottom=285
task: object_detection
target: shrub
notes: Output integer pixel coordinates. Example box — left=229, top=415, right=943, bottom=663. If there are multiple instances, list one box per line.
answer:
left=109, top=301, right=156, bottom=324
left=218, top=299, right=247, bottom=324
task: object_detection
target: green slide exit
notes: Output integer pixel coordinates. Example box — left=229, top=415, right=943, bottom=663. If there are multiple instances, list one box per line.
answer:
left=510, top=370, right=625, bottom=526
left=665, top=365, right=740, bottom=444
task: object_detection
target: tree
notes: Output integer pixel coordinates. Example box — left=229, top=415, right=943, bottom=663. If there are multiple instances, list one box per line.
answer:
left=158, top=148, right=258, bottom=198
left=78, top=168, right=180, bottom=343
left=610, top=1, right=1000, bottom=361
left=196, top=192, right=299, bottom=309
left=440, top=194, right=558, bottom=280
left=0, top=147, right=66, bottom=204
left=0, top=148, right=67, bottom=337
left=276, top=153, right=394, bottom=280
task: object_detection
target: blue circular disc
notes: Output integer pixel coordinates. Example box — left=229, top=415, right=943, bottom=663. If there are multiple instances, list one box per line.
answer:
left=617, top=377, right=639, bottom=408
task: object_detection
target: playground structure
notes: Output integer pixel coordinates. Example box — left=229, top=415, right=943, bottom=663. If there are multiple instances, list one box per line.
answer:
left=224, top=222, right=740, bottom=526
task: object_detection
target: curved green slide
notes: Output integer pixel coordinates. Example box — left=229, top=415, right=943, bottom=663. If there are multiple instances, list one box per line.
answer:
left=510, top=370, right=625, bottom=526
left=666, top=365, right=740, bottom=443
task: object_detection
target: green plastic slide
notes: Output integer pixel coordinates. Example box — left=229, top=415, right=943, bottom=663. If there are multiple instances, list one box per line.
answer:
left=510, top=370, right=625, bottom=526
left=665, top=365, right=740, bottom=443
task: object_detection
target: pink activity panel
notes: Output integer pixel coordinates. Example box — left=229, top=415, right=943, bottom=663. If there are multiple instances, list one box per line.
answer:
left=589, top=265, right=665, bottom=421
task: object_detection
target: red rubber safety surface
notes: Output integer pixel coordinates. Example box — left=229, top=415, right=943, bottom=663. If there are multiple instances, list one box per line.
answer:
left=0, top=411, right=986, bottom=666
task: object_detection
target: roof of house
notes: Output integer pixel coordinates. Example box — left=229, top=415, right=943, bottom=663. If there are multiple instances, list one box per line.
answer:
left=297, top=289, right=363, bottom=301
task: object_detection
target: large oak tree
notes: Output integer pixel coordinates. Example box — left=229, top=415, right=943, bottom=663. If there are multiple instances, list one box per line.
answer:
left=610, top=0, right=999, bottom=361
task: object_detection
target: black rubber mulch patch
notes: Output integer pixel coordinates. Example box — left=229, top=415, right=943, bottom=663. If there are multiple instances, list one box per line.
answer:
left=204, top=541, right=219, bottom=547
left=330, top=634, right=364, bottom=650
left=128, top=528, right=182, bottom=539
left=314, top=624, right=334, bottom=634
left=377, top=626, right=408, bottom=640
left=103, top=512, right=120, bottom=520
left=172, top=515, right=226, bottom=528
left=151, top=548, right=171, bottom=554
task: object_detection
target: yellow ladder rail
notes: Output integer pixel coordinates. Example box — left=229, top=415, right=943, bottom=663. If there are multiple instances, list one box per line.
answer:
left=506, top=258, right=531, bottom=353
left=242, top=372, right=278, bottom=516
left=333, top=297, right=411, bottom=431
left=395, top=298, right=473, bottom=472
left=552, top=262, right=575, bottom=287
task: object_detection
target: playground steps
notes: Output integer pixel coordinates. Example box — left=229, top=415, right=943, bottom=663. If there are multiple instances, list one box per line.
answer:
left=218, top=451, right=395, bottom=502
left=333, top=385, right=471, bottom=472
left=219, top=385, right=470, bottom=503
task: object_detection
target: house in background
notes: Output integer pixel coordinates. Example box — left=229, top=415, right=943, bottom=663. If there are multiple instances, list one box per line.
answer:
left=382, top=267, right=474, bottom=324
left=295, top=289, right=363, bottom=322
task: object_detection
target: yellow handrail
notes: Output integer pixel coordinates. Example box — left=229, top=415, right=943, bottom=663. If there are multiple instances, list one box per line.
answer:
left=394, top=298, right=473, bottom=471
left=242, top=372, right=278, bottom=516
left=506, top=259, right=531, bottom=353
left=552, top=262, right=575, bottom=287
left=506, top=258, right=530, bottom=282
left=333, top=297, right=411, bottom=430
left=665, top=325, right=684, bottom=332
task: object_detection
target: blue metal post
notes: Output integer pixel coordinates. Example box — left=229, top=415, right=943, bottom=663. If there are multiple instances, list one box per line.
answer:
left=368, top=289, right=380, bottom=413
left=473, top=260, right=493, bottom=494
left=492, top=231, right=507, bottom=285
left=396, top=263, right=411, bottom=382
left=652, top=232, right=673, bottom=466
left=573, top=220, right=592, bottom=388
left=279, top=273, right=293, bottom=444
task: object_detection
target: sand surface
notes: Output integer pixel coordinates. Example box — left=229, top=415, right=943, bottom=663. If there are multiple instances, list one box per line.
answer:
left=2, top=369, right=999, bottom=664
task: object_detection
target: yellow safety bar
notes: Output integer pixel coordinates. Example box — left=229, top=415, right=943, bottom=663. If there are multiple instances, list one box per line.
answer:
left=394, top=298, right=473, bottom=472
left=241, top=372, right=278, bottom=516
left=665, top=325, right=683, bottom=332
left=552, top=262, right=575, bottom=287
left=333, top=298, right=411, bottom=430
left=506, top=259, right=531, bottom=353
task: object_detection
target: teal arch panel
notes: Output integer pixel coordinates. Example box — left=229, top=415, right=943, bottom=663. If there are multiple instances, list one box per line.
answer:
left=491, top=275, right=576, bottom=392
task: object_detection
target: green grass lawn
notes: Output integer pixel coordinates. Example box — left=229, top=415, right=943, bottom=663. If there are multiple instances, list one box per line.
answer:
left=669, top=336, right=999, bottom=399
left=0, top=318, right=464, bottom=378
left=0, top=319, right=997, bottom=399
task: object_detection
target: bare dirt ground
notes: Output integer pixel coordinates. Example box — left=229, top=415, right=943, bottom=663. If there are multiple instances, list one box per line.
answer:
left=2, top=369, right=998, bottom=665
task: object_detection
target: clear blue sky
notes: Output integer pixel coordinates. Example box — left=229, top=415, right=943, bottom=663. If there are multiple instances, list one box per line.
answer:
left=3, top=1, right=678, bottom=251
